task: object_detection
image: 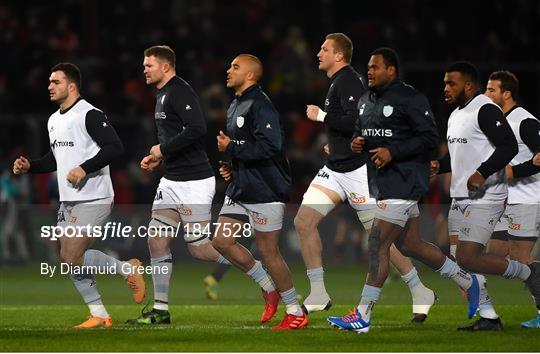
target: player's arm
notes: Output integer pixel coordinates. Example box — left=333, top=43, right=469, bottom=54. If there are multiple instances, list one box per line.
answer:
left=22, top=150, right=57, bottom=174
left=387, top=94, right=439, bottom=161
left=475, top=104, right=518, bottom=178
left=508, top=118, right=540, bottom=178
left=322, top=78, right=365, bottom=134
left=429, top=152, right=451, bottom=177
left=226, top=100, right=282, bottom=161
left=79, top=109, right=124, bottom=173
left=160, top=86, right=206, bottom=155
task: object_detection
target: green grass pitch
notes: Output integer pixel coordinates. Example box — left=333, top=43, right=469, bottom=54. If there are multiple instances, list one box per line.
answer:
left=1, top=263, right=538, bottom=352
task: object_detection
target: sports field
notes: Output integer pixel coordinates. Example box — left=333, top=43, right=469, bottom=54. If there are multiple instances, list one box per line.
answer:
left=0, top=263, right=538, bottom=352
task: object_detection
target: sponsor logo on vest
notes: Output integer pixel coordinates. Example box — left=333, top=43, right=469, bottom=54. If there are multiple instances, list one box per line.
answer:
left=383, top=105, right=393, bottom=117
left=317, top=170, right=330, bottom=179
left=447, top=136, right=468, bottom=144
left=361, top=128, right=393, bottom=137
left=236, top=115, right=245, bottom=128
left=50, top=140, right=74, bottom=149
left=154, top=190, right=163, bottom=201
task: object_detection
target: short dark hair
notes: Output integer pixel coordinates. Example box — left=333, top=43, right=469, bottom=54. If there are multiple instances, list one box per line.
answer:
left=144, top=45, right=176, bottom=68
left=488, top=70, right=519, bottom=100
left=51, top=62, right=82, bottom=90
left=371, top=47, right=400, bottom=77
left=445, top=61, right=480, bottom=86
left=326, top=33, right=353, bottom=64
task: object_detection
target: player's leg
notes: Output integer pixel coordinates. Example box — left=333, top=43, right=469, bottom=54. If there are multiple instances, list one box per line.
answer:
left=389, top=243, right=436, bottom=322
left=487, top=215, right=510, bottom=258
left=181, top=176, right=231, bottom=265
left=294, top=179, right=342, bottom=312
left=203, top=228, right=253, bottom=300
left=60, top=198, right=145, bottom=328
left=253, top=228, right=307, bottom=330
left=212, top=199, right=279, bottom=323
left=504, top=203, right=540, bottom=328
left=328, top=200, right=414, bottom=333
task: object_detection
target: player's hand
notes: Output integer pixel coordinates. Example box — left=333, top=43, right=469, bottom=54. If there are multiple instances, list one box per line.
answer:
left=217, top=131, right=231, bottom=152
left=533, top=152, right=540, bottom=166
left=505, top=164, right=514, bottom=181
left=13, top=156, right=30, bottom=175
left=467, top=170, right=485, bottom=194
left=219, top=160, right=232, bottom=181
left=351, top=137, right=365, bottom=153
left=149, top=144, right=163, bottom=160
left=370, top=147, right=392, bottom=169
left=67, top=166, right=86, bottom=187
left=323, top=144, right=330, bottom=156
left=306, top=105, right=321, bottom=121
left=430, top=160, right=440, bottom=177
left=140, top=154, right=162, bottom=171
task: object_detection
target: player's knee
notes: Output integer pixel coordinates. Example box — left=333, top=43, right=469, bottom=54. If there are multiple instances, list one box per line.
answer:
left=293, top=213, right=312, bottom=235
left=367, top=228, right=381, bottom=256
left=59, top=248, right=83, bottom=266
left=455, top=251, right=475, bottom=270
left=394, top=241, right=414, bottom=258
left=211, top=236, right=230, bottom=254
left=147, top=216, right=176, bottom=253
left=258, top=244, right=280, bottom=262
left=187, top=243, right=212, bottom=261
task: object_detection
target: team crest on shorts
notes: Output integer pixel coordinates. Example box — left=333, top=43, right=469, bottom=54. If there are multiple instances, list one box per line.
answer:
left=69, top=216, right=78, bottom=223
left=177, top=204, right=193, bottom=216
left=249, top=211, right=267, bottom=225
left=383, top=105, right=393, bottom=117
left=377, top=201, right=387, bottom=210
left=236, top=116, right=245, bottom=128
left=348, top=192, right=366, bottom=204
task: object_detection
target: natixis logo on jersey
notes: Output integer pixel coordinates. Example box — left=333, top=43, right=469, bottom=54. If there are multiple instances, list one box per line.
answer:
left=447, top=136, right=468, bottom=144
left=361, top=128, right=393, bottom=137
left=155, top=112, right=167, bottom=120
left=50, top=139, right=74, bottom=149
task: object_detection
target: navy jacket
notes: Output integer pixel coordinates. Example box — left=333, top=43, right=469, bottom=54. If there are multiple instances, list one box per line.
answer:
left=225, top=84, right=291, bottom=203
left=353, top=79, right=438, bottom=200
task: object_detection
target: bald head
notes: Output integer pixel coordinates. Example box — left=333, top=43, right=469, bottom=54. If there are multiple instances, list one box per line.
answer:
left=226, top=54, right=264, bottom=94
left=237, top=54, right=263, bottom=82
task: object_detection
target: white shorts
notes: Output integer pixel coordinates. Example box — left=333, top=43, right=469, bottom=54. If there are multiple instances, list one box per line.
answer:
left=374, top=199, right=420, bottom=228
left=450, top=198, right=505, bottom=246
left=152, top=177, right=215, bottom=222
left=494, top=203, right=540, bottom=238
left=219, top=196, right=284, bottom=232
left=309, top=165, right=376, bottom=211
left=57, top=196, right=113, bottom=230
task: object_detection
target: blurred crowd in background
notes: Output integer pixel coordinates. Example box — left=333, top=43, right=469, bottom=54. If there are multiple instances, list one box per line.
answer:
left=1, top=0, right=539, bottom=264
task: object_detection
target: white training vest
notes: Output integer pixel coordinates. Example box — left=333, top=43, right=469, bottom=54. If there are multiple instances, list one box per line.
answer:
left=447, top=95, right=507, bottom=200
left=47, top=99, right=114, bottom=202
left=506, top=106, right=540, bottom=204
